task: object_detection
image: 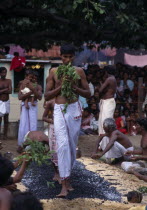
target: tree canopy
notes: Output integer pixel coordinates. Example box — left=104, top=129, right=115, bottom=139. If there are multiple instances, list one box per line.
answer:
left=0, top=0, right=147, bottom=50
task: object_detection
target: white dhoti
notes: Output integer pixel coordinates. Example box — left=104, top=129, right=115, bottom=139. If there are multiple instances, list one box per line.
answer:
left=0, top=100, right=10, bottom=117
left=54, top=101, right=82, bottom=180
left=98, top=98, right=116, bottom=135
left=100, top=136, right=134, bottom=159
left=18, top=102, right=38, bottom=146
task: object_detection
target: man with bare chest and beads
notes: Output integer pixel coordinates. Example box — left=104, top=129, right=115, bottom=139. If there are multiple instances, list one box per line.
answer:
left=45, top=44, right=90, bottom=197
left=0, top=67, right=12, bottom=139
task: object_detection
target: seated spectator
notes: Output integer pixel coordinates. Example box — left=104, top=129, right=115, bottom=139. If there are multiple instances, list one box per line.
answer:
left=11, top=191, right=43, bottom=210
left=121, top=109, right=130, bottom=129
left=86, top=73, right=94, bottom=96
left=0, top=148, right=29, bottom=192
left=116, top=76, right=124, bottom=98
left=80, top=108, right=94, bottom=135
left=93, top=91, right=99, bottom=103
left=121, top=119, right=147, bottom=175
left=121, top=72, right=134, bottom=91
left=123, top=89, right=132, bottom=103
left=90, top=103, right=98, bottom=115
left=91, top=118, right=133, bottom=164
left=90, top=111, right=99, bottom=134
left=114, top=109, right=127, bottom=134
left=127, top=112, right=137, bottom=135
left=87, top=96, right=96, bottom=106
left=0, top=156, right=13, bottom=210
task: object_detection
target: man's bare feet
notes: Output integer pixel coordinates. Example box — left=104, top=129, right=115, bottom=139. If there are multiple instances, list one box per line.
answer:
left=56, top=187, right=68, bottom=197
left=66, top=179, right=74, bottom=191
left=53, top=173, right=61, bottom=184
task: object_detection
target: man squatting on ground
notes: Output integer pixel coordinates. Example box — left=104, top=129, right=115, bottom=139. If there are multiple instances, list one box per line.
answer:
left=17, top=70, right=42, bottom=152
left=42, top=99, right=60, bottom=183
left=0, top=67, right=12, bottom=139
left=92, top=118, right=133, bottom=163
left=45, top=44, right=91, bottom=197
left=98, top=66, right=117, bottom=136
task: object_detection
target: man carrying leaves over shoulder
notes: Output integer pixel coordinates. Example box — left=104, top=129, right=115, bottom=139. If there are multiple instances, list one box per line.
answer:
left=45, top=44, right=91, bottom=197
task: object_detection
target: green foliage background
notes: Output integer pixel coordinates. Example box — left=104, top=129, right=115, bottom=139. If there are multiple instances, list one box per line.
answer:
left=0, top=0, right=147, bottom=49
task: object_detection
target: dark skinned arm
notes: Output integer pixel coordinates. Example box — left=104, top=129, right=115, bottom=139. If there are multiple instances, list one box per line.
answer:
left=12, top=160, right=29, bottom=183
left=27, top=84, right=42, bottom=100
left=0, top=88, right=9, bottom=94
left=44, top=69, right=61, bottom=101
left=72, top=69, right=91, bottom=98
left=125, top=148, right=143, bottom=156
left=42, top=103, right=53, bottom=124
left=99, top=78, right=109, bottom=94
left=91, top=135, right=106, bottom=159
left=3, top=80, right=12, bottom=94
left=133, top=171, right=147, bottom=182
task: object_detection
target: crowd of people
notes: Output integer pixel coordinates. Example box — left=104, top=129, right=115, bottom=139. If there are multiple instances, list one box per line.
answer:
left=0, top=44, right=147, bottom=209
left=80, top=63, right=147, bottom=136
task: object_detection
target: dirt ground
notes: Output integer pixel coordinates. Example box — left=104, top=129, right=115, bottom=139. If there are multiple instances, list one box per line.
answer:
left=0, top=134, right=147, bottom=210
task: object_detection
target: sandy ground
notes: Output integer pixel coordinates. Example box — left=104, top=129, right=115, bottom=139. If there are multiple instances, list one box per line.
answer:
left=0, top=134, right=147, bottom=210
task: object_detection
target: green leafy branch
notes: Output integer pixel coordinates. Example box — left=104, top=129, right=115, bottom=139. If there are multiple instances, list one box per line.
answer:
left=56, top=63, right=80, bottom=113
left=15, top=138, right=53, bottom=166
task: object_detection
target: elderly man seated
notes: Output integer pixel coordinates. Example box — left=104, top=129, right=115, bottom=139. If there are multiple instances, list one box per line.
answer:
left=91, top=118, right=133, bottom=163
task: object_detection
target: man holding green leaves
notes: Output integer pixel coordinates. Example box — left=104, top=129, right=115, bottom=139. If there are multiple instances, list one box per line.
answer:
left=45, top=44, right=90, bottom=197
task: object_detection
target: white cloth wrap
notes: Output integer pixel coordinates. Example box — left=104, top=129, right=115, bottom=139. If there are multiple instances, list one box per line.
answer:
left=21, top=87, right=31, bottom=94
left=100, top=136, right=134, bottom=159
left=54, top=101, right=82, bottom=179
left=18, top=102, right=38, bottom=146
left=0, top=100, right=10, bottom=117
left=98, top=98, right=116, bottom=135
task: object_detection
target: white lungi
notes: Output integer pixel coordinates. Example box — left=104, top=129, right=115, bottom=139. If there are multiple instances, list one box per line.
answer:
left=18, top=102, right=38, bottom=146
left=0, top=100, right=10, bottom=117
left=98, top=98, right=116, bottom=135
left=54, top=101, right=82, bottom=180
left=100, top=136, right=134, bottom=159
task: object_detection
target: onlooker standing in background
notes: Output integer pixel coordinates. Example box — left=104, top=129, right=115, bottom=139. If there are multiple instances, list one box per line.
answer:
left=0, top=67, right=12, bottom=139
left=98, top=66, right=117, bottom=135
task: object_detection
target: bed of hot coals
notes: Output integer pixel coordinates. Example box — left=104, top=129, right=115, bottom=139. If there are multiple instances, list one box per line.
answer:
left=21, top=160, right=121, bottom=201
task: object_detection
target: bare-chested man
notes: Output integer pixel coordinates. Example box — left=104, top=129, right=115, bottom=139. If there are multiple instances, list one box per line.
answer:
left=91, top=118, right=133, bottom=163
left=0, top=67, right=12, bottom=139
left=17, top=71, right=42, bottom=153
left=44, top=44, right=90, bottom=197
left=98, top=66, right=117, bottom=135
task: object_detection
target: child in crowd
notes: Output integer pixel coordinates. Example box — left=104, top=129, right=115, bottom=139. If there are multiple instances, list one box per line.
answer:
left=81, top=108, right=94, bottom=135
left=114, top=108, right=127, bottom=134
left=20, top=70, right=37, bottom=109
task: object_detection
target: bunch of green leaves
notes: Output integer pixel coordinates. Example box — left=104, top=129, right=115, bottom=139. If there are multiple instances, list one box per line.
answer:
left=56, top=63, right=80, bottom=112
left=138, top=186, right=147, bottom=194
left=16, top=138, right=53, bottom=166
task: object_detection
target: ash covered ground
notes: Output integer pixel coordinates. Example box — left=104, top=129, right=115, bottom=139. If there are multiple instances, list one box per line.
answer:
left=21, top=160, right=121, bottom=201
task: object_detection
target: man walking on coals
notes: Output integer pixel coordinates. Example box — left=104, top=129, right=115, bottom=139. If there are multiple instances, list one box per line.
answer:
left=45, top=44, right=90, bottom=197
